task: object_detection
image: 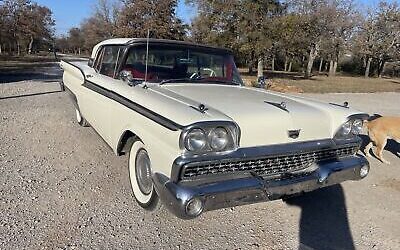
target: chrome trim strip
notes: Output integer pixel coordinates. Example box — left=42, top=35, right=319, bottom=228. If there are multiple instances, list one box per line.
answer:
left=62, top=60, right=184, bottom=131
left=82, top=80, right=184, bottom=131
left=347, top=113, right=370, bottom=121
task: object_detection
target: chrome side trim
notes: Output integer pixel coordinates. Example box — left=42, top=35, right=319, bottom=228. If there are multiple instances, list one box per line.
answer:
left=82, top=80, right=184, bottom=131
left=62, top=60, right=184, bottom=131
left=347, top=113, right=370, bottom=121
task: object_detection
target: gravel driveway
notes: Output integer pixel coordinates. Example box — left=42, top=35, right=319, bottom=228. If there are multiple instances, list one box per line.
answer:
left=1, top=76, right=399, bottom=249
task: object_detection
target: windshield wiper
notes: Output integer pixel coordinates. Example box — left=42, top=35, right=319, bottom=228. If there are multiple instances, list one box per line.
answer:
left=160, top=77, right=240, bottom=86
left=159, top=78, right=199, bottom=85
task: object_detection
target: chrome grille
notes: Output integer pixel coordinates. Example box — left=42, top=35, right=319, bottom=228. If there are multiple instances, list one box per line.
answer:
left=181, top=145, right=359, bottom=180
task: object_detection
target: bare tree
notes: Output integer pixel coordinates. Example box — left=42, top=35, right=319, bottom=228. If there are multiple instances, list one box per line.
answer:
left=353, top=1, right=400, bottom=77
left=115, top=0, right=187, bottom=40
left=0, top=0, right=54, bottom=55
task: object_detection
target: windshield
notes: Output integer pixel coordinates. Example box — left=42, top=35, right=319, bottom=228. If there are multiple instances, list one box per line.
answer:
left=120, top=45, right=243, bottom=85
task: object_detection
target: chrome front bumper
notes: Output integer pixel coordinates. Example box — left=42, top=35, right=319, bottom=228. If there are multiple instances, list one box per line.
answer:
left=153, top=155, right=369, bottom=219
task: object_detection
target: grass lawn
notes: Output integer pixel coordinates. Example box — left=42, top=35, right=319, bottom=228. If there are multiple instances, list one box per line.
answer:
left=240, top=69, right=400, bottom=93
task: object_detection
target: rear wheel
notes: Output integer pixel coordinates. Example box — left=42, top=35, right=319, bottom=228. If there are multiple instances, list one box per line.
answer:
left=75, top=108, right=89, bottom=127
left=128, top=141, right=160, bottom=210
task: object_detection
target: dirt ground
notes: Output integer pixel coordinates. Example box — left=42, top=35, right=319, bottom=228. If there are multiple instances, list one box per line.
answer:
left=240, top=70, right=400, bottom=93
left=1, top=69, right=400, bottom=249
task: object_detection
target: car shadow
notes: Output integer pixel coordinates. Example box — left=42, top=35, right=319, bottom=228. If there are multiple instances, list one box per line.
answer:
left=0, top=64, right=63, bottom=84
left=285, top=185, right=354, bottom=250
left=0, top=90, right=62, bottom=100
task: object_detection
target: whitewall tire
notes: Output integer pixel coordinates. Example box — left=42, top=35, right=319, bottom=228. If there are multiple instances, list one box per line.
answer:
left=128, top=141, right=159, bottom=210
left=75, top=108, right=89, bottom=127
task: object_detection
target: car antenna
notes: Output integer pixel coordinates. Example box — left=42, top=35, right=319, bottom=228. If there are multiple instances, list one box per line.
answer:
left=143, top=29, right=150, bottom=89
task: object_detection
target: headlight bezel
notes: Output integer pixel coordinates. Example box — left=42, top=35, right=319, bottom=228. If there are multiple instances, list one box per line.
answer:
left=334, top=114, right=369, bottom=139
left=180, top=121, right=240, bottom=155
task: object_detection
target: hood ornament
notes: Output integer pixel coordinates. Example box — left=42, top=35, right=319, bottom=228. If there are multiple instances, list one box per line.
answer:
left=264, top=101, right=289, bottom=113
left=329, top=101, right=349, bottom=109
left=191, top=103, right=208, bottom=113
left=288, top=129, right=301, bottom=139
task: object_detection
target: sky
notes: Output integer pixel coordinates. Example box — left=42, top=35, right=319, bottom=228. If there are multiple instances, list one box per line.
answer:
left=34, top=0, right=397, bottom=37
left=34, top=0, right=197, bottom=36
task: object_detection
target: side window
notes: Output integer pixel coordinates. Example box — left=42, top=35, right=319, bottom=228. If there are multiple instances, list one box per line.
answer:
left=93, top=46, right=123, bottom=78
left=93, top=47, right=104, bottom=72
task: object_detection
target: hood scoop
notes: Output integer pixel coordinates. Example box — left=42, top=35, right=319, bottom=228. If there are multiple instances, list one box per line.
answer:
left=264, top=101, right=289, bottom=113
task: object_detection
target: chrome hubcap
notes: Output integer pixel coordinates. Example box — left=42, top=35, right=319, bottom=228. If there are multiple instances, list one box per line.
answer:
left=135, top=149, right=152, bottom=195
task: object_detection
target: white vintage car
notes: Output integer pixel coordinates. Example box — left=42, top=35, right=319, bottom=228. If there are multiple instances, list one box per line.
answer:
left=60, top=38, right=370, bottom=219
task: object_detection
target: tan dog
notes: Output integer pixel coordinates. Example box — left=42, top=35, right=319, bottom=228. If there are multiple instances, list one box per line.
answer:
left=364, top=116, right=400, bottom=164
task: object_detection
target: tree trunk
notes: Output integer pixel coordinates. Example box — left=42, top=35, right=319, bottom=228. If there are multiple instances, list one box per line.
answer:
left=328, top=60, right=333, bottom=76
left=53, top=44, right=58, bottom=60
left=288, top=61, right=292, bottom=72
left=305, top=59, right=314, bottom=78
left=271, top=56, right=275, bottom=72
left=17, top=40, right=20, bottom=56
left=378, top=61, right=386, bottom=78
left=284, top=57, right=288, bottom=72
left=257, top=57, right=264, bottom=78
left=329, top=60, right=337, bottom=77
left=305, top=51, right=316, bottom=78
left=319, top=58, right=323, bottom=73
left=305, top=42, right=320, bottom=79
left=28, top=36, right=34, bottom=55
left=248, top=64, right=253, bottom=74
left=365, top=57, right=372, bottom=78
left=333, top=61, right=338, bottom=76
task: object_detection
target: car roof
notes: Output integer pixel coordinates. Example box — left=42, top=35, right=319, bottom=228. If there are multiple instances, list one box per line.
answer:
left=91, top=38, right=232, bottom=59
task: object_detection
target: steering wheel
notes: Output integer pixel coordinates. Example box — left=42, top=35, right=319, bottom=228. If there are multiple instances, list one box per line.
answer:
left=202, top=68, right=216, bottom=77
left=190, top=72, right=201, bottom=79
left=190, top=68, right=217, bottom=80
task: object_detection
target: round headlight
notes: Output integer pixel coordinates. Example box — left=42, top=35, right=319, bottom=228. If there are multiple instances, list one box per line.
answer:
left=352, top=119, right=363, bottom=135
left=341, top=121, right=352, bottom=135
left=208, top=127, right=229, bottom=151
left=185, top=128, right=207, bottom=152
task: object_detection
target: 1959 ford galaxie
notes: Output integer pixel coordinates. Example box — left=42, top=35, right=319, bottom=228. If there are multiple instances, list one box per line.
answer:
left=60, top=38, right=370, bottom=219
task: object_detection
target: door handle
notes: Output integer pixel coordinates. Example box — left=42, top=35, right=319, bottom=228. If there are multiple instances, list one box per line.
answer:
left=86, top=74, right=93, bottom=78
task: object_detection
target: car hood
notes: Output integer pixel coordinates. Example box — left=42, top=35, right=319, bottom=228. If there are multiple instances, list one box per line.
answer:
left=150, top=84, right=361, bottom=147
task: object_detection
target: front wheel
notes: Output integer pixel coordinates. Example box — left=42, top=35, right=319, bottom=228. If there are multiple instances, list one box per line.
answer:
left=128, top=141, right=160, bottom=210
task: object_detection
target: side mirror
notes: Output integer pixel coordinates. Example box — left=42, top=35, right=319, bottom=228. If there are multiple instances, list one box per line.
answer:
left=257, top=76, right=267, bottom=88
left=88, top=58, right=94, bottom=67
left=119, top=70, right=138, bottom=86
